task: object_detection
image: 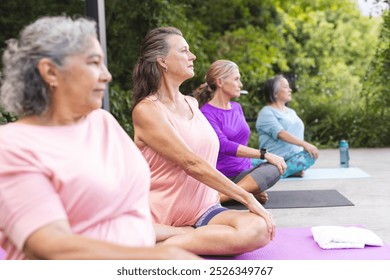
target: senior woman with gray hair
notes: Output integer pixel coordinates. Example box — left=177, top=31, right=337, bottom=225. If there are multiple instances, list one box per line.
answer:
left=255, top=75, right=319, bottom=178
left=0, top=16, right=198, bottom=260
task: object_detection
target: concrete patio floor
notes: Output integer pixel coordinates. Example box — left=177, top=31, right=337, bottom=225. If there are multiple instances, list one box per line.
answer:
left=269, top=148, right=390, bottom=244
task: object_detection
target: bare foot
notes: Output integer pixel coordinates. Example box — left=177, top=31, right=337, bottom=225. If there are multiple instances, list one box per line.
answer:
left=253, top=191, right=268, bottom=205
left=290, top=170, right=304, bottom=177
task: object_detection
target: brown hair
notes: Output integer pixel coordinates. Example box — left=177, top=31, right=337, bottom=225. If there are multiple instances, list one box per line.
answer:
left=131, top=26, right=182, bottom=109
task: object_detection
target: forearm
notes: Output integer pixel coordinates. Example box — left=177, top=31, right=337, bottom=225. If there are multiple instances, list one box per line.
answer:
left=277, top=130, right=306, bottom=147
left=25, top=234, right=169, bottom=260
left=236, top=144, right=261, bottom=158
left=23, top=221, right=182, bottom=260
left=183, top=156, right=252, bottom=205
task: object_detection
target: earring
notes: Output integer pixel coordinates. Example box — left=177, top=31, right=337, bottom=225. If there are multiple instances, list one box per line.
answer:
left=49, top=82, right=56, bottom=90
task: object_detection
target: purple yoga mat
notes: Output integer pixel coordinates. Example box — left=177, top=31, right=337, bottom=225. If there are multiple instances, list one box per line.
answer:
left=206, top=227, right=390, bottom=260
left=2, top=227, right=389, bottom=260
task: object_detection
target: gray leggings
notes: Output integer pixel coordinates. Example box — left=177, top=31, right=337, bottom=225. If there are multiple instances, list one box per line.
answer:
left=229, top=162, right=280, bottom=192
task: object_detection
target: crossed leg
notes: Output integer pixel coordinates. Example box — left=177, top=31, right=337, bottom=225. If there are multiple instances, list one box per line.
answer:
left=157, top=209, right=271, bottom=256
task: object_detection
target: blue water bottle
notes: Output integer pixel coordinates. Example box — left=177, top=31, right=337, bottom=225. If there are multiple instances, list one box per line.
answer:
left=339, top=140, right=349, bottom=168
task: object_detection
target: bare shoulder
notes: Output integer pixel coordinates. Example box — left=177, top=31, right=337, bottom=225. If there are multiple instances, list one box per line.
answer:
left=132, top=99, right=161, bottom=124
left=132, top=99, right=154, bottom=115
left=184, top=95, right=199, bottom=106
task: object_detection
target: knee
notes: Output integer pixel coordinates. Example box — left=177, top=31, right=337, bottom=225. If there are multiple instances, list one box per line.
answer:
left=265, top=164, right=281, bottom=188
left=236, top=216, right=271, bottom=252
left=270, top=164, right=281, bottom=179
left=248, top=217, right=271, bottom=249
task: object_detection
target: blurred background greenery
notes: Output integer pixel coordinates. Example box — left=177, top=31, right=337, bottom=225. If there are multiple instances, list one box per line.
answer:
left=1, top=0, right=389, bottom=148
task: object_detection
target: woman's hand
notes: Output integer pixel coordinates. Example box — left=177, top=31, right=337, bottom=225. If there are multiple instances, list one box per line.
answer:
left=245, top=194, right=276, bottom=240
left=264, top=152, right=287, bottom=175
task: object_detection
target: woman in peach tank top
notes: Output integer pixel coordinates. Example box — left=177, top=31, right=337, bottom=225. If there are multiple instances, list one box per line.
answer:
left=132, top=27, right=276, bottom=256
left=140, top=95, right=221, bottom=227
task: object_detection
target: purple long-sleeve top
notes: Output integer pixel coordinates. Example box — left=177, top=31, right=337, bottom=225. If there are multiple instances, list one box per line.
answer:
left=200, top=101, right=252, bottom=177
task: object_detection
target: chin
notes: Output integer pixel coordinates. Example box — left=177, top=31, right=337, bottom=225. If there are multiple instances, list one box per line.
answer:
left=91, top=100, right=103, bottom=110
left=96, top=103, right=103, bottom=110
left=183, top=73, right=194, bottom=81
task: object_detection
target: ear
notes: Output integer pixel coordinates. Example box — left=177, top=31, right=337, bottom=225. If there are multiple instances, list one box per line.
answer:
left=37, top=58, right=59, bottom=87
left=156, top=56, right=167, bottom=69
left=216, top=77, right=223, bottom=88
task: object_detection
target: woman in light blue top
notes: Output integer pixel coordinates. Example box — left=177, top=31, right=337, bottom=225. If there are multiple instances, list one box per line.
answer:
left=256, top=75, right=319, bottom=178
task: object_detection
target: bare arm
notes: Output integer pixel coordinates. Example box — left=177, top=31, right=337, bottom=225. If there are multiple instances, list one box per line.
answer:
left=278, top=130, right=319, bottom=159
left=133, top=100, right=254, bottom=206
left=24, top=220, right=201, bottom=260
left=236, top=145, right=286, bottom=174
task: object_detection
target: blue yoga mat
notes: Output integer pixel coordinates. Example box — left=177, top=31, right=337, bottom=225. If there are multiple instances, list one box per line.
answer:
left=282, top=167, right=370, bottom=181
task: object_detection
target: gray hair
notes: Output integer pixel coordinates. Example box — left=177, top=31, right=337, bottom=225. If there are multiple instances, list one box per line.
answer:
left=0, top=16, right=97, bottom=117
left=263, top=74, right=285, bottom=103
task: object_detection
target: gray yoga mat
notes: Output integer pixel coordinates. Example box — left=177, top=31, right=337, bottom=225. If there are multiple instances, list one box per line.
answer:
left=222, top=189, right=354, bottom=209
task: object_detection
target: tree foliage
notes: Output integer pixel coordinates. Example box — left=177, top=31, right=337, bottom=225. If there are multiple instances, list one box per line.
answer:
left=351, top=9, right=390, bottom=147
left=0, top=0, right=388, bottom=147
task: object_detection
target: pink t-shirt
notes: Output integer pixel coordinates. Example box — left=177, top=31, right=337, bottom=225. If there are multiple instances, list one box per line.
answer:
left=0, top=109, right=155, bottom=259
left=140, top=95, right=220, bottom=226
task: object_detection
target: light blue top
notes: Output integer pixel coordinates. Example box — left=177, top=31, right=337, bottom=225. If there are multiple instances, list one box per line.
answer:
left=256, top=105, right=304, bottom=160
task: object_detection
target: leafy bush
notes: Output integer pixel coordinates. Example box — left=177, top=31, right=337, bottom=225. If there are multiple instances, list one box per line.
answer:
left=108, top=84, right=134, bottom=138
left=0, top=109, right=15, bottom=125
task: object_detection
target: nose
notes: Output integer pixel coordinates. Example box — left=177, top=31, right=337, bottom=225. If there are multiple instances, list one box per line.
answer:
left=100, top=63, right=112, bottom=83
left=189, top=51, right=196, bottom=61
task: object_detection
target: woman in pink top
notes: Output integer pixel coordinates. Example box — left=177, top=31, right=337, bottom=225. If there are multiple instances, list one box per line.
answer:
left=0, top=16, right=198, bottom=260
left=132, top=27, right=276, bottom=256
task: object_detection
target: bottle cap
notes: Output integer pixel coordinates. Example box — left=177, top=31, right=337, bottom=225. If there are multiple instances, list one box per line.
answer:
left=339, top=140, right=348, bottom=147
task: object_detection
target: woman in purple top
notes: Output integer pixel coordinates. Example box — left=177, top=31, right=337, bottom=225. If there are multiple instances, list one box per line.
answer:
left=195, top=60, right=286, bottom=204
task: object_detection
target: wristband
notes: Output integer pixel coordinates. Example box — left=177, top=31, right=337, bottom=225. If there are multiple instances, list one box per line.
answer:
left=260, top=148, right=267, bottom=160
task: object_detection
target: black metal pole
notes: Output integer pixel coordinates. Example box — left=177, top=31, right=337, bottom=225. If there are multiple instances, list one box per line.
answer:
left=85, top=0, right=109, bottom=111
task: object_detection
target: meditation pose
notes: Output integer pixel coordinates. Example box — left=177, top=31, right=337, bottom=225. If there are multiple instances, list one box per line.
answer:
left=194, top=60, right=286, bottom=204
left=131, top=27, right=275, bottom=256
left=0, top=16, right=198, bottom=260
left=256, top=75, right=319, bottom=178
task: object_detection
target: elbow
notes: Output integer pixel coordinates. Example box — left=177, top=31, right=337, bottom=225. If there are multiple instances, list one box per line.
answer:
left=24, top=246, right=57, bottom=260
left=181, top=157, right=205, bottom=178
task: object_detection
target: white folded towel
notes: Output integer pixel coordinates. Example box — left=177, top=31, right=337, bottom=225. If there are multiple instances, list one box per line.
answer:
left=311, top=226, right=384, bottom=249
